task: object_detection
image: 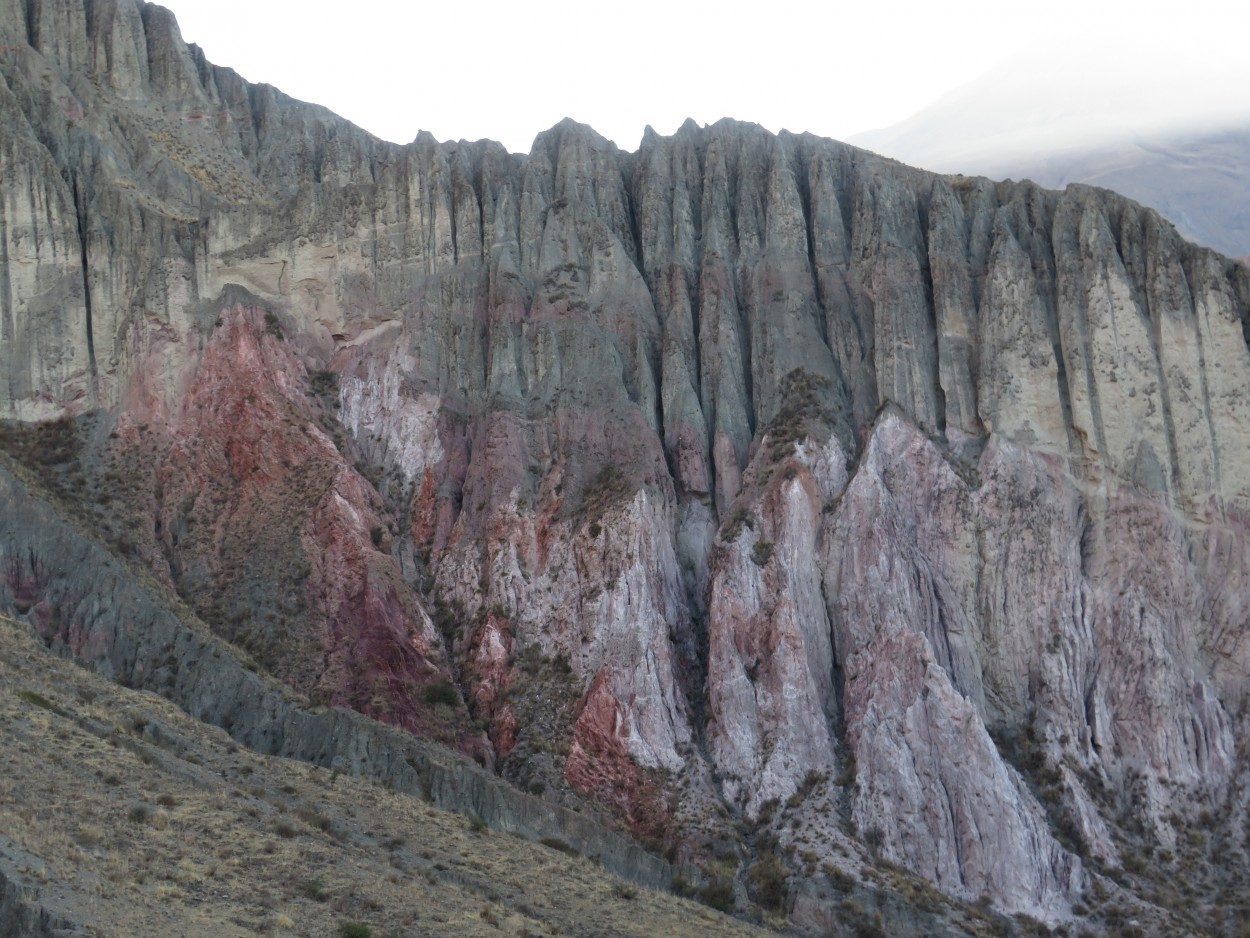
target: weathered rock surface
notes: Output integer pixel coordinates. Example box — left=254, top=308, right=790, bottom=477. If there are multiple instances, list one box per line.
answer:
left=0, top=461, right=674, bottom=889
left=2, top=0, right=1250, bottom=931
left=0, top=860, right=73, bottom=938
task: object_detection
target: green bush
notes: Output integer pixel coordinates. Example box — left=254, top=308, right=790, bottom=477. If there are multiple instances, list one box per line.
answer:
left=338, top=923, right=373, bottom=938
left=297, top=877, right=328, bottom=901
left=751, top=541, right=774, bottom=567
left=263, top=310, right=284, bottom=339
left=310, top=369, right=337, bottom=400
left=422, top=681, right=458, bottom=707
left=719, top=507, right=754, bottom=541
left=697, top=877, right=735, bottom=912
left=765, top=369, right=833, bottom=460
left=581, top=466, right=631, bottom=519
left=825, top=864, right=856, bottom=892
left=13, top=689, right=68, bottom=716
left=746, top=852, right=787, bottom=910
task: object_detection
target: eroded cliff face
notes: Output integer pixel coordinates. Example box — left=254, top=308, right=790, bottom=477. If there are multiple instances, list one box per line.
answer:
left=2, top=0, right=1250, bottom=930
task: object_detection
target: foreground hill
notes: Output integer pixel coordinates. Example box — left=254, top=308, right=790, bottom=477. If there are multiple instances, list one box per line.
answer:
left=0, top=612, right=770, bottom=937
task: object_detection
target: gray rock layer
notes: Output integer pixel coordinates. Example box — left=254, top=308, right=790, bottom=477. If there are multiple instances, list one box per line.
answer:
left=0, top=863, right=72, bottom=938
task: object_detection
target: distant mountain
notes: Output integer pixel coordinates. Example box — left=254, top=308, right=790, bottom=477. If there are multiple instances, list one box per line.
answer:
left=851, top=58, right=1250, bottom=258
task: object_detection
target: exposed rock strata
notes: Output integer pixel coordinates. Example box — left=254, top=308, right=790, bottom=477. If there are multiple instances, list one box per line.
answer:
left=0, top=859, right=72, bottom=938
left=2, top=0, right=1250, bottom=928
left=0, top=461, right=673, bottom=889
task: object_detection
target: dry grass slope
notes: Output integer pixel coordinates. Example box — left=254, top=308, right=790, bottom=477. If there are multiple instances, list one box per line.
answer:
left=0, top=615, right=770, bottom=938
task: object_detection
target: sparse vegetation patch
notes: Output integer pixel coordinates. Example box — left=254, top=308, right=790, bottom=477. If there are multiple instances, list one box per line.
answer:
left=765, top=369, right=834, bottom=461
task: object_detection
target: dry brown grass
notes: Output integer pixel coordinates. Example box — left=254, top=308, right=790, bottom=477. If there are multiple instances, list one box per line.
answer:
left=0, top=614, right=769, bottom=936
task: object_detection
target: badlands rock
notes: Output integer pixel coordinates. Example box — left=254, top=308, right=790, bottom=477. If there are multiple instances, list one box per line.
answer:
left=2, top=0, right=1249, bottom=926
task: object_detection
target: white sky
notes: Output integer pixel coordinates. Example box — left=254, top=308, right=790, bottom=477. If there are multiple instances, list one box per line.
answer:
left=159, top=0, right=1250, bottom=156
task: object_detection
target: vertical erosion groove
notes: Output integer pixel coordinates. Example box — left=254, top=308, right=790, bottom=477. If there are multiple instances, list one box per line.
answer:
left=1232, top=261, right=1250, bottom=356
left=796, top=141, right=833, bottom=354
left=23, top=0, right=36, bottom=48
left=0, top=187, right=13, bottom=414
left=1143, top=244, right=1184, bottom=502
left=685, top=136, right=706, bottom=406
left=1185, top=263, right=1225, bottom=513
left=0, top=187, right=12, bottom=344
left=917, top=185, right=944, bottom=434
left=70, top=173, right=96, bottom=378
left=1049, top=316, right=1078, bottom=457
left=623, top=154, right=644, bottom=269
left=1046, top=216, right=1084, bottom=458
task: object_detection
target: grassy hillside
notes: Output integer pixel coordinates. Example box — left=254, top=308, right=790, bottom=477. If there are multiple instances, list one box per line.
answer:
left=0, top=613, right=769, bottom=938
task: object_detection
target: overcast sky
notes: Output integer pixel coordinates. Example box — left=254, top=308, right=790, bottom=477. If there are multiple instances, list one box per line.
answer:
left=159, top=0, right=1250, bottom=156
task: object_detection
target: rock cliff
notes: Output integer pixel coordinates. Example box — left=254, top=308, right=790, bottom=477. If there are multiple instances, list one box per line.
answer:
left=2, top=1, right=1249, bottom=932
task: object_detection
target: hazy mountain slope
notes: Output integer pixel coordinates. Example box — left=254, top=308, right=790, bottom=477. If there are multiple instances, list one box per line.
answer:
left=2, top=1, right=1250, bottom=934
left=952, top=127, right=1250, bottom=259
left=849, top=61, right=1250, bottom=257
left=856, top=121, right=1250, bottom=259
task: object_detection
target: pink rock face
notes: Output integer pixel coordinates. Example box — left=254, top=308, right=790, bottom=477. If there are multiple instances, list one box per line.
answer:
left=816, top=413, right=1243, bottom=917
left=825, top=428, right=1082, bottom=917
left=463, top=609, right=517, bottom=756
left=705, top=435, right=848, bottom=815
left=564, top=668, right=671, bottom=840
left=695, top=408, right=1250, bottom=920
left=435, top=467, right=695, bottom=771
left=124, top=303, right=476, bottom=751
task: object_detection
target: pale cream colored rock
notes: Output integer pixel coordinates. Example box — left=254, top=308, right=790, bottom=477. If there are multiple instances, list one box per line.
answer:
left=706, top=435, right=847, bottom=814
left=976, top=216, right=1069, bottom=451
left=339, top=346, right=445, bottom=483
left=437, top=488, right=693, bottom=774
left=0, top=142, right=91, bottom=419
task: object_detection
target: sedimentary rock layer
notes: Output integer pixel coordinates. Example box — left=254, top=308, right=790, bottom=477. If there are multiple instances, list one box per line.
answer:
left=2, top=0, right=1249, bottom=926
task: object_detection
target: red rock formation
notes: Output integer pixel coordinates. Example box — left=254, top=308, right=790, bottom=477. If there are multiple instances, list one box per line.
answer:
left=565, top=669, right=670, bottom=841
left=117, top=302, right=479, bottom=751
left=462, top=608, right=518, bottom=756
